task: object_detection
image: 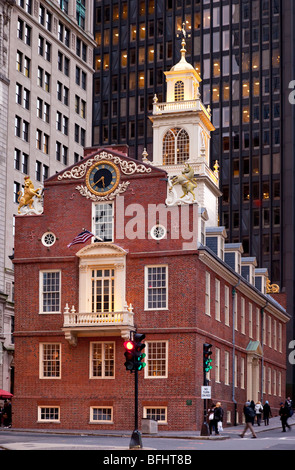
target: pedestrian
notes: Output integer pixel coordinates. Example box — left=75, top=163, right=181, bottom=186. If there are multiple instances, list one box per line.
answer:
left=255, top=401, right=263, bottom=426
left=2, top=401, right=12, bottom=428
left=208, top=403, right=216, bottom=435
left=240, top=401, right=257, bottom=438
left=263, top=401, right=272, bottom=426
left=286, top=397, right=294, bottom=418
left=213, top=401, right=224, bottom=435
left=279, top=401, right=291, bottom=432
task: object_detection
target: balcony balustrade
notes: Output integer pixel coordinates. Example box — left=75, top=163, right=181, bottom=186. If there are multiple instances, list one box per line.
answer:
left=62, top=303, right=134, bottom=346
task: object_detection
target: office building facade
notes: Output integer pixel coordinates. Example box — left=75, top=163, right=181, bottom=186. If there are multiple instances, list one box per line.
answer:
left=2, top=0, right=95, bottom=392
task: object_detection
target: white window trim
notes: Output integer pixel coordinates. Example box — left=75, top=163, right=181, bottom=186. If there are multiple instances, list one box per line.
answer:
left=38, top=406, right=60, bottom=423
left=145, top=340, right=168, bottom=379
left=224, top=285, right=229, bottom=326
left=39, top=343, right=61, bottom=379
left=90, top=406, right=114, bottom=424
left=144, top=265, right=168, bottom=311
left=89, top=341, right=115, bottom=379
left=39, top=269, right=61, bottom=314
left=143, top=406, right=167, bottom=424
left=215, top=278, right=220, bottom=321
left=205, top=271, right=210, bottom=316
left=92, top=201, right=114, bottom=243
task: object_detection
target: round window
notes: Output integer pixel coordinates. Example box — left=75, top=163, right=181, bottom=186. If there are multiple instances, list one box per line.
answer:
left=150, top=225, right=167, bottom=240
left=41, top=232, right=56, bottom=247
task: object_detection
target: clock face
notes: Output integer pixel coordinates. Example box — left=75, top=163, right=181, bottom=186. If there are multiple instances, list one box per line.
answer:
left=86, top=161, right=120, bottom=196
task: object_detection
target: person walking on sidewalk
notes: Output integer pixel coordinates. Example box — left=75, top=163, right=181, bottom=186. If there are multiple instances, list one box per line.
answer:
left=240, top=401, right=257, bottom=438
left=263, top=401, right=272, bottom=426
left=279, top=402, right=291, bottom=432
left=255, top=401, right=263, bottom=426
left=213, top=402, right=224, bottom=435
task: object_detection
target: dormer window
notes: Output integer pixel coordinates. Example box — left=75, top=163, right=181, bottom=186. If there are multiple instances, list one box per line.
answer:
left=174, top=80, right=184, bottom=101
left=163, top=128, right=189, bottom=165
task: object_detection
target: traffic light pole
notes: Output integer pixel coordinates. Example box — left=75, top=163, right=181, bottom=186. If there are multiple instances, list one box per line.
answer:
left=200, top=369, right=210, bottom=436
left=129, top=368, right=143, bottom=449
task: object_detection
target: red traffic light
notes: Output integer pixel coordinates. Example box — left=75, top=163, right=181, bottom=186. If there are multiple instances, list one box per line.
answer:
left=124, top=340, right=135, bottom=351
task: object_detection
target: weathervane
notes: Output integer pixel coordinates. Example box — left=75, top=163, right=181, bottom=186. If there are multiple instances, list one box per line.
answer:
left=176, top=21, right=192, bottom=42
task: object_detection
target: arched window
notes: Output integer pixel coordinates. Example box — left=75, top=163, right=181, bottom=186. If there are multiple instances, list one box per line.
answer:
left=163, top=128, right=189, bottom=165
left=174, top=81, right=184, bottom=101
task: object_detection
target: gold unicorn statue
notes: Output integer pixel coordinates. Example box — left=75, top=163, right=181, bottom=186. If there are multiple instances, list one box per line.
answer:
left=169, top=163, right=197, bottom=200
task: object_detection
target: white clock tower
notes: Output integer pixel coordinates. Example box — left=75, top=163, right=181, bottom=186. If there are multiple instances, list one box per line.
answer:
left=149, top=31, right=221, bottom=227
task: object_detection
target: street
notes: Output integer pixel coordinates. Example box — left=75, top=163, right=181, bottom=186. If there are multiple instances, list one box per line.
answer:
left=0, top=426, right=295, bottom=452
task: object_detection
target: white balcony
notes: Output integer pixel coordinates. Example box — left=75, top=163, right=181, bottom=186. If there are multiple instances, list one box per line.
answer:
left=62, top=303, right=134, bottom=346
left=153, top=99, right=211, bottom=119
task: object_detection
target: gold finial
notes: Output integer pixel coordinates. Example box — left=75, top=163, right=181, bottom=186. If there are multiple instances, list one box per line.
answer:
left=153, top=94, right=158, bottom=103
left=266, top=278, right=280, bottom=294
left=213, top=160, right=220, bottom=174
left=142, top=148, right=149, bottom=163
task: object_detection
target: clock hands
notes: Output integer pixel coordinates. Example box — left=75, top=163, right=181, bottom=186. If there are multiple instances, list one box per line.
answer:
left=92, top=175, right=105, bottom=188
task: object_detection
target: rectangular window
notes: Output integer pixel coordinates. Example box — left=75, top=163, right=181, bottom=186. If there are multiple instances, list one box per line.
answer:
left=38, top=406, right=60, bottom=422
left=249, top=303, right=253, bottom=338
left=40, top=271, right=61, bottom=313
left=215, top=279, right=220, bottom=321
left=256, top=307, right=260, bottom=341
left=93, top=202, right=113, bottom=242
left=215, top=347, right=220, bottom=382
left=225, top=285, right=229, bottom=326
left=205, top=272, right=210, bottom=315
left=241, top=297, right=245, bottom=334
left=224, top=351, right=230, bottom=385
left=143, top=407, right=167, bottom=424
left=145, top=266, right=168, bottom=310
left=90, top=342, right=115, bottom=378
left=146, top=341, right=168, bottom=378
left=91, top=268, right=114, bottom=313
left=40, top=343, right=61, bottom=378
left=90, top=407, right=113, bottom=423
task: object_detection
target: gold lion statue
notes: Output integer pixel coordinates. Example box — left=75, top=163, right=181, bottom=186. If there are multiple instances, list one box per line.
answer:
left=17, top=176, right=42, bottom=214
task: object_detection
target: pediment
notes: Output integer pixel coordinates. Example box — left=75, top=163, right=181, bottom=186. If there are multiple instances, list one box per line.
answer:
left=76, top=242, right=128, bottom=259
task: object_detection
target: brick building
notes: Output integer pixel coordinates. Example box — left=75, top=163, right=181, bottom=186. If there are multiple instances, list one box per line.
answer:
left=12, top=39, right=289, bottom=431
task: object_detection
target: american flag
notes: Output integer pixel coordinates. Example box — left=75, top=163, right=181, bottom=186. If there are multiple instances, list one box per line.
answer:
left=67, top=230, right=95, bottom=248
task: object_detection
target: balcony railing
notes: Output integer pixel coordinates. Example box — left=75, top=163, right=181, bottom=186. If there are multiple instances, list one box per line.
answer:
left=62, top=303, right=134, bottom=345
left=153, top=99, right=211, bottom=119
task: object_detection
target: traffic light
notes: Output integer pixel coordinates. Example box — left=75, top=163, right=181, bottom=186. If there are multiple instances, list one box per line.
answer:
left=133, top=333, right=146, bottom=371
left=124, top=340, right=135, bottom=371
left=203, top=343, right=213, bottom=373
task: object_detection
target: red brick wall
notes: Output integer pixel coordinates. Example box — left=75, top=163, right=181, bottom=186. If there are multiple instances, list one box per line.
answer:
left=12, top=151, right=288, bottom=431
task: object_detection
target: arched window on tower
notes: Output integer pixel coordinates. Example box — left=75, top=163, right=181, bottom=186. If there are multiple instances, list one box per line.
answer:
left=163, top=128, right=189, bottom=165
left=174, top=81, right=184, bottom=101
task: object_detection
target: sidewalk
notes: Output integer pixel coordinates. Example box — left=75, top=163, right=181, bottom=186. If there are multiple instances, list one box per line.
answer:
left=1, top=414, right=294, bottom=440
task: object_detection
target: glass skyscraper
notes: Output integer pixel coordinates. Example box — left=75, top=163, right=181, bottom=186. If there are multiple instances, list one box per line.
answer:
left=93, top=0, right=282, bottom=287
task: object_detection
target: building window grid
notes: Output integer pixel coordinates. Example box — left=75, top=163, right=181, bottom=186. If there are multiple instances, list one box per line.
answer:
left=40, top=271, right=60, bottom=313
left=90, top=342, right=115, bottom=378
left=146, top=266, right=167, bottom=310
left=93, top=202, right=113, bottom=242
left=40, top=343, right=61, bottom=378
left=146, top=341, right=168, bottom=378
left=163, top=128, right=189, bottom=165
left=38, top=407, right=60, bottom=421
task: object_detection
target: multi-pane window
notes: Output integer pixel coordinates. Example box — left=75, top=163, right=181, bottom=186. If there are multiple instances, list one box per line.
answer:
left=40, top=271, right=61, bottom=313
left=145, top=266, right=168, bottom=310
left=90, top=342, right=114, bottom=378
left=163, top=128, right=189, bottom=165
left=93, top=203, right=113, bottom=242
left=91, top=407, right=113, bottom=423
left=215, top=279, right=220, bottom=321
left=146, top=341, right=168, bottom=378
left=40, top=343, right=61, bottom=378
left=143, top=407, right=167, bottom=424
left=205, top=272, right=210, bottom=315
left=38, top=407, right=60, bottom=421
left=91, top=269, right=114, bottom=313
left=174, top=80, right=184, bottom=101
